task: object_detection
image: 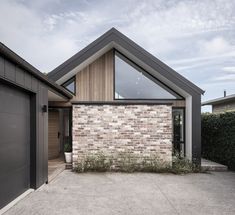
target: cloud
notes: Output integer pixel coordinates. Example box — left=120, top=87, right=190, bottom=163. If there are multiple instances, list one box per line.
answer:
left=222, top=66, right=235, bottom=73
left=212, top=74, right=235, bottom=82
left=198, top=37, right=232, bottom=56
left=1, top=0, right=235, bottom=107
left=0, top=2, right=88, bottom=70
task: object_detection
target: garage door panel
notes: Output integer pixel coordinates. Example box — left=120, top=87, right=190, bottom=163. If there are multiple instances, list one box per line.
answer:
left=0, top=83, right=31, bottom=209
left=0, top=85, right=30, bottom=115
left=0, top=114, right=29, bottom=175
left=0, top=96, right=30, bottom=115
left=0, top=165, right=29, bottom=208
left=0, top=144, right=29, bottom=175
left=0, top=113, right=29, bottom=144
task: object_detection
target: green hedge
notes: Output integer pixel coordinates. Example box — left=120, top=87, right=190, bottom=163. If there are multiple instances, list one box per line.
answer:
left=202, top=111, right=235, bottom=170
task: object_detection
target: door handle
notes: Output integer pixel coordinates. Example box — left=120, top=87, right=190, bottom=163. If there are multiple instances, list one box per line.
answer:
left=58, top=132, right=60, bottom=139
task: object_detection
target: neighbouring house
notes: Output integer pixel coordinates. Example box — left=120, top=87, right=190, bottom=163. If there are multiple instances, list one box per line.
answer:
left=0, top=28, right=204, bottom=209
left=202, top=92, right=235, bottom=113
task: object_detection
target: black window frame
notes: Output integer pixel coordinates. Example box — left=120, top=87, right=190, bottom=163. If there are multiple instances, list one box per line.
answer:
left=113, top=49, right=184, bottom=101
left=172, top=107, right=186, bottom=156
left=62, top=76, right=76, bottom=95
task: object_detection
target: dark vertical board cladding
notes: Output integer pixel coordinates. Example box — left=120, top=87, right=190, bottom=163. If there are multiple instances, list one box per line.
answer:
left=30, top=94, right=37, bottom=189
left=24, top=72, right=32, bottom=90
left=43, top=87, right=48, bottom=183
left=16, top=66, right=25, bottom=86
left=5, top=60, right=15, bottom=82
left=192, top=94, right=201, bottom=166
left=36, top=84, right=48, bottom=188
left=31, top=76, right=38, bottom=92
left=0, top=56, right=4, bottom=77
left=36, top=86, right=43, bottom=186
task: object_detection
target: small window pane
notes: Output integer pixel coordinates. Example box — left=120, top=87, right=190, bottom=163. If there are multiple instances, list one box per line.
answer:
left=62, top=77, right=75, bottom=94
left=115, top=53, right=178, bottom=99
left=66, top=81, right=75, bottom=93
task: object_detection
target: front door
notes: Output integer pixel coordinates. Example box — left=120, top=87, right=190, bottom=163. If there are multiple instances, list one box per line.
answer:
left=48, top=110, right=60, bottom=159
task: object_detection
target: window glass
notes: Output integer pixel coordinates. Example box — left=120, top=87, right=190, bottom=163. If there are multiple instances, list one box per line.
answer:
left=172, top=108, right=185, bottom=155
left=115, top=52, right=179, bottom=99
left=62, top=77, right=75, bottom=94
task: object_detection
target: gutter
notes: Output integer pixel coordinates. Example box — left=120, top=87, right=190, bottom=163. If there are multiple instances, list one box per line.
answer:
left=202, top=94, right=235, bottom=106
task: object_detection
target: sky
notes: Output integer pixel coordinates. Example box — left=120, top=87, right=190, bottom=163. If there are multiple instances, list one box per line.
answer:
left=0, top=0, right=235, bottom=112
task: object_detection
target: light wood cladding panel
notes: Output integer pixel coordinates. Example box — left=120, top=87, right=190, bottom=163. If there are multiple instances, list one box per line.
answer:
left=104, top=51, right=113, bottom=100
left=74, top=50, right=113, bottom=101
left=172, top=100, right=185, bottom=107
left=76, top=67, right=90, bottom=101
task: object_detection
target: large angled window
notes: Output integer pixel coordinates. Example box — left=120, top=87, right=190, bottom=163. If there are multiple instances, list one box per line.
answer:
left=62, top=77, right=76, bottom=95
left=114, top=52, right=182, bottom=100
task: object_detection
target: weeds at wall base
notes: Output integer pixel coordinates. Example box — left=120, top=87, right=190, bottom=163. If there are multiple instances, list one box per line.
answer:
left=74, top=152, right=202, bottom=174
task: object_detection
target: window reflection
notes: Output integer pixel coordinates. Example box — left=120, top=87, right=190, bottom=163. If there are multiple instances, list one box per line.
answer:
left=115, top=52, right=180, bottom=99
left=172, top=108, right=185, bottom=156
left=62, top=77, right=75, bottom=94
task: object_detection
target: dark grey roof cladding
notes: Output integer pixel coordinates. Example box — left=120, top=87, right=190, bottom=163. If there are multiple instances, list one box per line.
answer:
left=202, top=94, right=235, bottom=106
left=48, top=28, right=204, bottom=95
left=0, top=42, right=72, bottom=99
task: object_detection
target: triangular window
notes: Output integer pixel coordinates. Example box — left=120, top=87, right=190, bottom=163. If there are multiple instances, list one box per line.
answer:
left=62, top=77, right=76, bottom=95
left=115, top=52, right=182, bottom=99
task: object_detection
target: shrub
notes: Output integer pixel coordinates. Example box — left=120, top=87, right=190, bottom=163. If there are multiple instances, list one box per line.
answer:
left=64, top=142, right=72, bottom=152
left=76, top=152, right=113, bottom=172
left=202, top=112, right=235, bottom=170
left=172, top=154, right=197, bottom=174
left=117, top=152, right=140, bottom=172
left=74, top=151, right=199, bottom=174
left=140, top=154, right=171, bottom=173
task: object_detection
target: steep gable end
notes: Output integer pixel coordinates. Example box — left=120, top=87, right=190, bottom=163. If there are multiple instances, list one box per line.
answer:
left=48, top=28, right=204, bottom=96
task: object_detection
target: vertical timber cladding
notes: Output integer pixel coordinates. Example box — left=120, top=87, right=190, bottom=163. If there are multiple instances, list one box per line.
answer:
left=72, top=104, right=173, bottom=168
left=74, top=50, right=113, bottom=101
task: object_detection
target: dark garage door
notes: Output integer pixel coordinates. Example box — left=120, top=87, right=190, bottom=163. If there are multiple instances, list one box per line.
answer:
left=0, top=83, right=30, bottom=209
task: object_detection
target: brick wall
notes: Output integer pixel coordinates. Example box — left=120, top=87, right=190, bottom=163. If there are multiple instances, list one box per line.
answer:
left=72, top=104, right=172, bottom=168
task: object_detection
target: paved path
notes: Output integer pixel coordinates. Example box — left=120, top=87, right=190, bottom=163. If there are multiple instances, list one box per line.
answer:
left=48, top=158, right=65, bottom=183
left=5, top=170, right=235, bottom=215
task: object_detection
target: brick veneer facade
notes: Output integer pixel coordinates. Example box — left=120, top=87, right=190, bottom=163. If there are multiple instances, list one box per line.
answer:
left=72, top=104, right=172, bottom=168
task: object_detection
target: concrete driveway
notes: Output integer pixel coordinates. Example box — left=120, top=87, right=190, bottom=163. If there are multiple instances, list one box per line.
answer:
left=5, top=170, right=235, bottom=215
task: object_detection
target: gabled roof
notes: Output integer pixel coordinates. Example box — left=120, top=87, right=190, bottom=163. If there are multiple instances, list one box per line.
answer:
left=202, top=94, right=235, bottom=106
left=48, top=28, right=204, bottom=95
left=0, top=42, right=72, bottom=99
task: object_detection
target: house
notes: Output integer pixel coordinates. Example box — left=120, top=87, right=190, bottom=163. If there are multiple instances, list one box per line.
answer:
left=0, top=28, right=204, bottom=210
left=48, top=28, right=204, bottom=167
left=202, top=92, right=235, bottom=113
